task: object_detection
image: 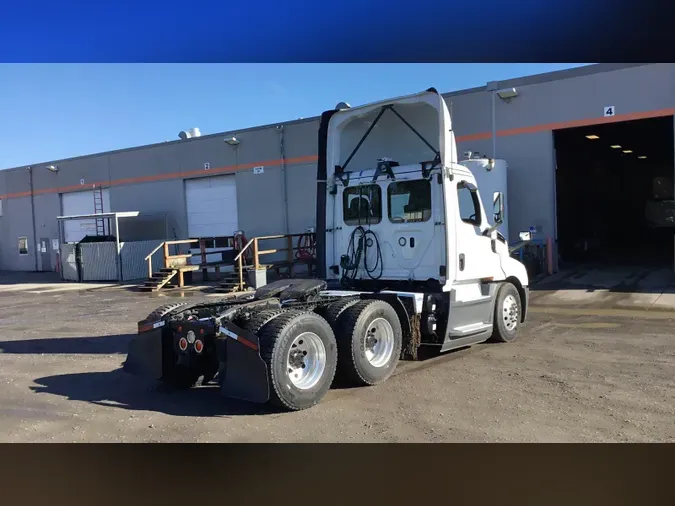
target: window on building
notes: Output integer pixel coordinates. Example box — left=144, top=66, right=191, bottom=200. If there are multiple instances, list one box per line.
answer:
left=457, top=183, right=482, bottom=226
left=387, top=179, right=432, bottom=223
left=343, top=185, right=382, bottom=226
left=18, top=236, right=28, bottom=256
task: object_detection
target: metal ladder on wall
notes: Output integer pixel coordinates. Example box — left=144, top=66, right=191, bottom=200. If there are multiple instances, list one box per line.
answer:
left=93, top=185, right=106, bottom=236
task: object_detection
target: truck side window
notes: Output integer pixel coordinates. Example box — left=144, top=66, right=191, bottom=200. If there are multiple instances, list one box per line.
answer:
left=343, top=185, right=382, bottom=226
left=387, top=179, right=432, bottom=223
left=457, top=185, right=482, bottom=226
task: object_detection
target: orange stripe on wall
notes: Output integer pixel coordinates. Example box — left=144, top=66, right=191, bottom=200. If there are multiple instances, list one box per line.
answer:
left=1, top=107, right=674, bottom=201
left=0, top=155, right=319, bottom=200
left=455, top=107, right=675, bottom=142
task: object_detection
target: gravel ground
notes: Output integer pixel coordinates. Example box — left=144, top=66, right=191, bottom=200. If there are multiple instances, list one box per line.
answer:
left=0, top=285, right=673, bottom=442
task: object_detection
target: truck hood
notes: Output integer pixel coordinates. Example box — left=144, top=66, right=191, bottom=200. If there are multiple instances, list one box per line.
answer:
left=325, top=89, right=458, bottom=179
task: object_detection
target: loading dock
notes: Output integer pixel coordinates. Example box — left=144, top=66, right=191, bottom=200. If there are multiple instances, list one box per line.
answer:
left=553, top=115, right=675, bottom=270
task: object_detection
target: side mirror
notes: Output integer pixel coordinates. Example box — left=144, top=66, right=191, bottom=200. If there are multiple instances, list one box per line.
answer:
left=519, top=231, right=532, bottom=242
left=492, top=191, right=504, bottom=225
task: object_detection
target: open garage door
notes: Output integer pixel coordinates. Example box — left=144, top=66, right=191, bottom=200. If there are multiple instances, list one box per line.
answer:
left=552, top=116, right=675, bottom=293
left=61, top=189, right=111, bottom=243
left=185, top=175, right=238, bottom=265
left=554, top=116, right=675, bottom=270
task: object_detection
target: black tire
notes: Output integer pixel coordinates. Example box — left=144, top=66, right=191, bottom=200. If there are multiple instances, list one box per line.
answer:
left=241, top=309, right=285, bottom=335
left=489, top=282, right=521, bottom=343
left=146, top=302, right=190, bottom=321
left=316, top=298, right=360, bottom=328
left=258, top=310, right=337, bottom=411
left=335, top=300, right=402, bottom=387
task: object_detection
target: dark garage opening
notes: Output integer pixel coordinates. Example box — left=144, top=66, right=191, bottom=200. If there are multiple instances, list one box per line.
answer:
left=554, top=116, right=675, bottom=269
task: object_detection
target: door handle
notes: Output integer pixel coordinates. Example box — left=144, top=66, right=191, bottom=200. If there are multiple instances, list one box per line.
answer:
left=459, top=253, right=465, bottom=271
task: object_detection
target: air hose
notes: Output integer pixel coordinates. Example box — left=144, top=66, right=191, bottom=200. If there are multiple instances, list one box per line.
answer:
left=340, top=226, right=383, bottom=285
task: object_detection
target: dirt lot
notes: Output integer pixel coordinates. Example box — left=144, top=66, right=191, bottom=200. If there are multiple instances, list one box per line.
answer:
left=0, top=283, right=673, bottom=442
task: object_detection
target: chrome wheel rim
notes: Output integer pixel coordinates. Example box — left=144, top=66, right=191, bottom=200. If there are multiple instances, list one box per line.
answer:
left=286, top=332, right=326, bottom=390
left=502, top=294, right=519, bottom=331
left=364, top=317, right=395, bottom=368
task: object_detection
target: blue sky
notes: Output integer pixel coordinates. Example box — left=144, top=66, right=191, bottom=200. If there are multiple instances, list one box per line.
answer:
left=0, top=64, right=590, bottom=169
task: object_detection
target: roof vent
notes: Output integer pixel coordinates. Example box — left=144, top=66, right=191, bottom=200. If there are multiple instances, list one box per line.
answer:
left=178, top=128, right=201, bottom=140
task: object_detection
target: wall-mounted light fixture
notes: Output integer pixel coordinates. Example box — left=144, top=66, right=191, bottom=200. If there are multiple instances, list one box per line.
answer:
left=45, top=165, right=59, bottom=172
left=224, top=136, right=240, bottom=146
left=496, top=88, right=519, bottom=101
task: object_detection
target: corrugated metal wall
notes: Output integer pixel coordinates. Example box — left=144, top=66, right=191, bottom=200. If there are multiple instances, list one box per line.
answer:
left=80, top=242, right=119, bottom=281
left=120, top=240, right=163, bottom=281
left=60, top=243, right=78, bottom=281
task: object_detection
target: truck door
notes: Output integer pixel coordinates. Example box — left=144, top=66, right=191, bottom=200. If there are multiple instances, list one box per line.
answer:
left=453, top=179, right=503, bottom=284
left=385, top=177, right=443, bottom=280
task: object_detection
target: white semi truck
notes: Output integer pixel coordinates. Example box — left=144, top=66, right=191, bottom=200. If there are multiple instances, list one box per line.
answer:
left=124, top=88, right=531, bottom=411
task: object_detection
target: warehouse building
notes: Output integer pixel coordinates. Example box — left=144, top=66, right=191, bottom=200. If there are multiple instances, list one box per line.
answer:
left=1, top=63, right=674, bottom=276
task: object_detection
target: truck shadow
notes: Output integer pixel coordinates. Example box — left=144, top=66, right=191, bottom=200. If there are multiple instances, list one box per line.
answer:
left=30, top=369, right=274, bottom=417
left=0, top=334, right=134, bottom=355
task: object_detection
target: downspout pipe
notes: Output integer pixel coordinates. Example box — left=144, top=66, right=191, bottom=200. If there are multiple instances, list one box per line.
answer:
left=28, top=167, right=38, bottom=272
left=486, top=81, right=498, bottom=158
left=277, top=125, right=290, bottom=235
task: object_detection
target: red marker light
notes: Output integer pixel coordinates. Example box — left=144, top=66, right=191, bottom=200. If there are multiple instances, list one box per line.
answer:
left=178, top=337, right=188, bottom=351
left=194, top=340, right=204, bottom=354
left=199, top=328, right=204, bottom=335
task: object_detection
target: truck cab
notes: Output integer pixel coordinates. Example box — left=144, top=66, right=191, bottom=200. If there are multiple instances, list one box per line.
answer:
left=317, top=89, right=529, bottom=346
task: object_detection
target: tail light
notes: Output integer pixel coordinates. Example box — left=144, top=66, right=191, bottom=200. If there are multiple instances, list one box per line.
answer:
left=178, top=337, right=188, bottom=351
left=194, top=339, right=204, bottom=354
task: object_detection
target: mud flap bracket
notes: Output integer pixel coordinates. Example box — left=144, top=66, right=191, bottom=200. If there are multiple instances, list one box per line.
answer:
left=217, top=322, right=270, bottom=404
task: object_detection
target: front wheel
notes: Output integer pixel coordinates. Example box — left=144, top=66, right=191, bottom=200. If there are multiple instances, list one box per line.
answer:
left=490, top=283, right=522, bottom=343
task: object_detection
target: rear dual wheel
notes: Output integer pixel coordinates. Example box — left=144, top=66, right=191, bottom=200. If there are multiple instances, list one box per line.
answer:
left=334, top=300, right=403, bottom=387
left=258, top=311, right=338, bottom=411
left=253, top=300, right=402, bottom=411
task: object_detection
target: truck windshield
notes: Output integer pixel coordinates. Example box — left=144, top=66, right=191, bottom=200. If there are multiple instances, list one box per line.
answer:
left=387, top=179, right=432, bottom=223
left=343, top=185, right=382, bottom=226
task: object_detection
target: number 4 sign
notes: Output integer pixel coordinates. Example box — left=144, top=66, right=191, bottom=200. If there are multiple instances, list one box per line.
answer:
left=604, top=106, right=615, bottom=117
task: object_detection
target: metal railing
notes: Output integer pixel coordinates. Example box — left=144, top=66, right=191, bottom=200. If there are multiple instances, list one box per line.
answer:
left=145, top=233, right=316, bottom=291
left=233, top=233, right=316, bottom=291
left=145, top=239, right=193, bottom=278
left=144, top=236, right=237, bottom=277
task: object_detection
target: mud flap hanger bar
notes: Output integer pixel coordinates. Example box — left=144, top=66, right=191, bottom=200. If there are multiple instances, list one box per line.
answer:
left=335, top=104, right=441, bottom=177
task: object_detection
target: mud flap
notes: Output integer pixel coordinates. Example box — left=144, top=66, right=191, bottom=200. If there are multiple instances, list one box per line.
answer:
left=217, top=322, right=270, bottom=404
left=124, top=328, right=164, bottom=379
